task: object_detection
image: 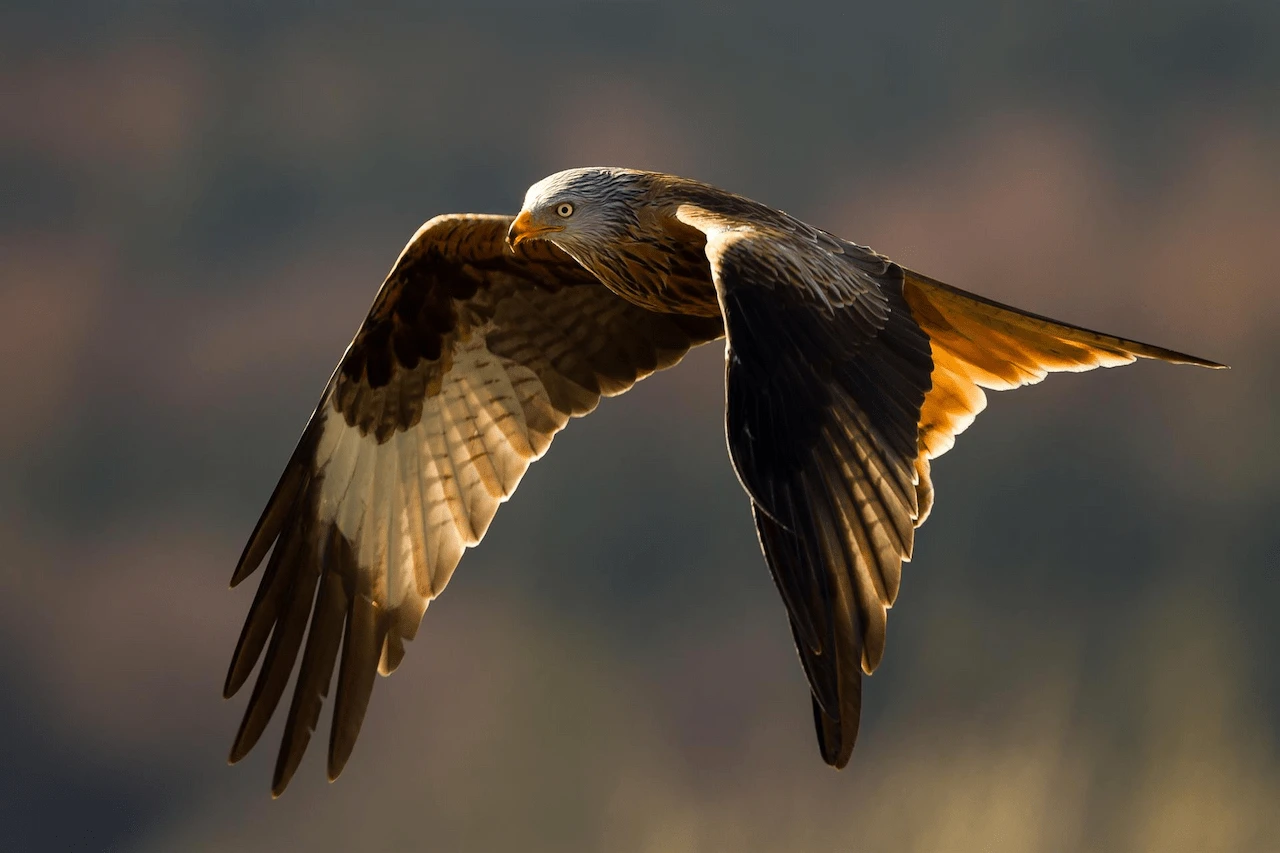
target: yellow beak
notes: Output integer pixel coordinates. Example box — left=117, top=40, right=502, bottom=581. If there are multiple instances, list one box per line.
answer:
left=507, top=210, right=563, bottom=249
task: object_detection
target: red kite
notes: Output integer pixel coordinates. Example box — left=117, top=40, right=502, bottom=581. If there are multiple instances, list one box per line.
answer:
left=224, top=168, right=1223, bottom=795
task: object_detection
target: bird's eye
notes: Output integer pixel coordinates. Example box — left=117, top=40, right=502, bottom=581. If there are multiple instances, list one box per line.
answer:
left=556, top=202, right=574, bottom=218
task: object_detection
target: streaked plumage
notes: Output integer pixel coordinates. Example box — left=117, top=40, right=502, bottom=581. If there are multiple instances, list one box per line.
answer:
left=225, top=167, right=1223, bottom=794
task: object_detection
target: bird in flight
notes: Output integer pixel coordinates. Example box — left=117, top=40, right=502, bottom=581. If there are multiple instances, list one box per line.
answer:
left=224, top=167, right=1223, bottom=796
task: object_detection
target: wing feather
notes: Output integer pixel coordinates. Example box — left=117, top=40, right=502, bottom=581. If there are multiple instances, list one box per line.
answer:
left=272, top=538, right=347, bottom=794
left=675, top=195, right=1220, bottom=771
left=676, top=203, right=934, bottom=768
left=229, top=516, right=322, bottom=764
left=328, top=588, right=387, bottom=782
left=225, top=214, right=722, bottom=794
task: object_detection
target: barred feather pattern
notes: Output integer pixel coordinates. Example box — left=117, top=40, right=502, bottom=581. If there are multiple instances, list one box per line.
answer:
left=224, top=214, right=721, bottom=795
left=226, top=168, right=1222, bottom=796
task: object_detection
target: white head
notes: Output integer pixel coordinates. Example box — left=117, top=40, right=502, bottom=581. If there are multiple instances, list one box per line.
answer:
left=506, top=167, right=650, bottom=254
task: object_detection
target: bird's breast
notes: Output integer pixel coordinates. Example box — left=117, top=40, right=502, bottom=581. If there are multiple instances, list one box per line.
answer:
left=589, top=237, right=722, bottom=318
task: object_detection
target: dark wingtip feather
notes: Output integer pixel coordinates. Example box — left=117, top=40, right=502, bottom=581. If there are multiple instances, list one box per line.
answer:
left=811, top=678, right=860, bottom=769
left=231, top=462, right=307, bottom=587
left=813, top=699, right=847, bottom=768
left=228, top=520, right=322, bottom=765
left=271, top=547, right=350, bottom=796
left=223, top=520, right=303, bottom=699
left=1134, top=344, right=1228, bottom=369
left=327, top=591, right=388, bottom=782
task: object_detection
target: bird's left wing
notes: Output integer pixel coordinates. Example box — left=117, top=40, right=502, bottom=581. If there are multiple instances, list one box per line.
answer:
left=675, top=200, right=1223, bottom=771
left=225, top=214, right=722, bottom=795
left=676, top=204, right=935, bottom=769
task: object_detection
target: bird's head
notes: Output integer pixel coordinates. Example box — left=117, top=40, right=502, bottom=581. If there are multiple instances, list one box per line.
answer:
left=507, top=167, right=648, bottom=254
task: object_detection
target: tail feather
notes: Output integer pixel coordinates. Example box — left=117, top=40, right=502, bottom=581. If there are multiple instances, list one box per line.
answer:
left=904, top=270, right=1226, bottom=374
left=901, top=268, right=1224, bottom=533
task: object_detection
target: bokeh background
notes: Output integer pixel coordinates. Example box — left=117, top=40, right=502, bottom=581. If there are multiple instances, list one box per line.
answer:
left=3, top=2, right=1278, bottom=851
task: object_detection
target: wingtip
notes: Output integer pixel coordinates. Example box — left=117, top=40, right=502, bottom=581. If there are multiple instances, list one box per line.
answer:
left=1175, top=355, right=1229, bottom=369
left=812, top=697, right=856, bottom=769
left=326, top=743, right=355, bottom=784
left=229, top=527, right=272, bottom=588
left=227, top=686, right=277, bottom=766
left=271, top=745, right=304, bottom=798
left=271, top=772, right=293, bottom=799
left=1148, top=348, right=1228, bottom=370
left=222, top=657, right=248, bottom=699
left=270, top=776, right=290, bottom=799
left=222, top=654, right=252, bottom=700
left=228, top=558, right=258, bottom=589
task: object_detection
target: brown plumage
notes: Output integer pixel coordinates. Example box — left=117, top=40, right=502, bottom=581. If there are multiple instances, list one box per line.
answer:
left=225, top=167, right=1224, bottom=794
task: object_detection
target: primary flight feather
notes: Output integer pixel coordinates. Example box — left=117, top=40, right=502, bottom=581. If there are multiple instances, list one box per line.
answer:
left=224, top=167, right=1223, bottom=794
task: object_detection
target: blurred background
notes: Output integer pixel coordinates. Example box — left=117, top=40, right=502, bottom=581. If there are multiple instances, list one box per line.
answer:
left=2, top=2, right=1277, bottom=851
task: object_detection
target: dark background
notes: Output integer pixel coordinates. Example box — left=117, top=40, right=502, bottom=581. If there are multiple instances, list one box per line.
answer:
left=2, top=2, right=1277, bottom=851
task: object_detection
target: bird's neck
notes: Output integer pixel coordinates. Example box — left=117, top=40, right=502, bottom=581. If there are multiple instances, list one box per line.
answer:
left=573, top=218, right=720, bottom=318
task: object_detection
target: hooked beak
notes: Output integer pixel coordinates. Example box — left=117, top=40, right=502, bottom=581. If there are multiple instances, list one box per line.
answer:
left=507, top=210, right=563, bottom=249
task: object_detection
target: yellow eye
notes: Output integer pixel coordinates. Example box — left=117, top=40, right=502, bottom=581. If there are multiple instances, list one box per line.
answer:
left=556, top=202, right=574, bottom=218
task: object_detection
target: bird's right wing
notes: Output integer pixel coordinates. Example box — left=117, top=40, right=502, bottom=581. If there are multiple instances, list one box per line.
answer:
left=225, top=214, right=723, bottom=795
